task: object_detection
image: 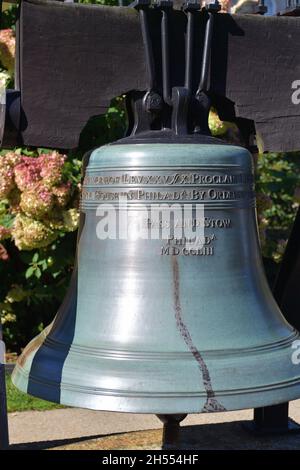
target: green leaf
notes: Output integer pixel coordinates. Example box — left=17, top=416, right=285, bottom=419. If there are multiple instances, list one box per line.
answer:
left=38, top=260, right=48, bottom=271
left=35, top=267, right=42, bottom=279
left=0, top=213, right=15, bottom=229
left=25, top=267, right=35, bottom=279
left=32, top=253, right=39, bottom=263
left=37, top=148, right=50, bottom=155
left=22, top=148, right=37, bottom=156
left=52, top=271, right=61, bottom=279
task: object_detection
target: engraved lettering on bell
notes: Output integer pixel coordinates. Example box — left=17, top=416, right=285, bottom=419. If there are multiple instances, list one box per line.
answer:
left=161, top=245, right=214, bottom=256
left=147, top=217, right=231, bottom=228
left=161, top=235, right=217, bottom=257
left=84, top=171, right=254, bottom=186
left=94, top=199, right=206, bottom=250
left=81, top=188, right=254, bottom=202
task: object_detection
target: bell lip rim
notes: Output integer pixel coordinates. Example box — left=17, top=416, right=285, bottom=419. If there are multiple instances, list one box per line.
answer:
left=11, top=363, right=300, bottom=415
left=12, top=333, right=300, bottom=396
left=12, top=361, right=300, bottom=396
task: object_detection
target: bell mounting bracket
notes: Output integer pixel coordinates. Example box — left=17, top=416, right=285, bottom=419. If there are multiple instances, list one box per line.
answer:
left=127, top=0, right=221, bottom=138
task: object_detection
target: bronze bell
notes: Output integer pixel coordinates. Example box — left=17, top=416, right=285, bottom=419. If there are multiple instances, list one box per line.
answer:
left=10, top=0, right=300, bottom=421
left=12, top=134, right=300, bottom=414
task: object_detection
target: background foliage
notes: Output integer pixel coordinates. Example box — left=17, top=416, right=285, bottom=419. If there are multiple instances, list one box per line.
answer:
left=0, top=2, right=299, bottom=352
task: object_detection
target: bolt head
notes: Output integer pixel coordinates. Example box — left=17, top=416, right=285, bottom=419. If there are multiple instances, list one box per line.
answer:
left=144, top=92, right=164, bottom=113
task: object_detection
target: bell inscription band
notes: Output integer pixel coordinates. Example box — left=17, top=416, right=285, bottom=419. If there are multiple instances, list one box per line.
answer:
left=12, top=140, right=300, bottom=414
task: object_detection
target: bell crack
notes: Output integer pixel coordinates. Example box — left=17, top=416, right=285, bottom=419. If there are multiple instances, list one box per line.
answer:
left=172, top=255, right=226, bottom=413
left=202, top=397, right=227, bottom=413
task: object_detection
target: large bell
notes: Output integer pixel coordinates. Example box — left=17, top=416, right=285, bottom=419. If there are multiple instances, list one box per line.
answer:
left=12, top=136, right=300, bottom=414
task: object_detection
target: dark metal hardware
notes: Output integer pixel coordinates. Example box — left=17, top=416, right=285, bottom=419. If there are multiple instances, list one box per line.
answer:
left=183, top=1, right=200, bottom=92
left=245, top=403, right=300, bottom=435
left=157, top=414, right=187, bottom=449
left=156, top=1, right=173, bottom=106
left=197, top=6, right=218, bottom=95
left=133, top=0, right=156, bottom=91
left=128, top=0, right=221, bottom=136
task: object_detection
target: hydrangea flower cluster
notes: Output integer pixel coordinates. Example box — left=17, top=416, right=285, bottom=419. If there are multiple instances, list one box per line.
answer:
left=0, top=151, right=18, bottom=198
left=13, top=214, right=57, bottom=251
left=0, top=70, right=11, bottom=88
left=209, top=111, right=230, bottom=136
left=219, top=0, right=232, bottom=12
left=209, top=110, right=241, bottom=145
left=0, top=151, right=80, bottom=250
left=0, top=225, right=11, bottom=240
left=0, top=28, right=15, bottom=75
